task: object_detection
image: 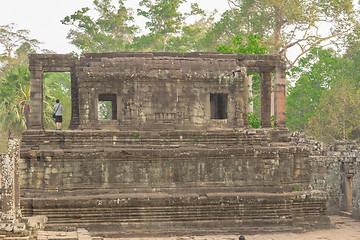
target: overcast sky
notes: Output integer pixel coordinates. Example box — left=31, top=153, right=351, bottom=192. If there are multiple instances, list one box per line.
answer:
left=0, top=0, right=230, bottom=54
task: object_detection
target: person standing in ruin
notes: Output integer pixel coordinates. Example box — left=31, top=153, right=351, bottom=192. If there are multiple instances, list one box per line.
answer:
left=54, top=99, right=64, bottom=130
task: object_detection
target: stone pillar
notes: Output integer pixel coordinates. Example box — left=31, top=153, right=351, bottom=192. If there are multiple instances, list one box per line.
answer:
left=1, top=138, right=20, bottom=223
left=274, top=66, right=286, bottom=127
left=234, top=67, right=248, bottom=127
left=29, top=65, right=44, bottom=130
left=69, top=70, right=80, bottom=130
left=260, top=71, right=272, bottom=128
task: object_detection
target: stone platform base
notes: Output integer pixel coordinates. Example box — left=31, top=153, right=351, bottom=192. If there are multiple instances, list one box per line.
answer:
left=22, top=191, right=330, bottom=238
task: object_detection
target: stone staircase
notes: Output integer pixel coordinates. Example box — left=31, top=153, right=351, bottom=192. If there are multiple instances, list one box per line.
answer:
left=20, top=129, right=273, bottom=151
left=20, top=191, right=329, bottom=238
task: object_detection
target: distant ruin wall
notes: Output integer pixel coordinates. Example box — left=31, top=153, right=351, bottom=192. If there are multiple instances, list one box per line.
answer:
left=291, top=133, right=360, bottom=219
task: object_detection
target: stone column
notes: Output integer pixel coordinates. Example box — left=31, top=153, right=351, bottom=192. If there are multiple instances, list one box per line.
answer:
left=274, top=66, right=286, bottom=127
left=29, top=65, right=44, bottom=130
left=1, top=138, right=20, bottom=223
left=260, top=71, right=272, bottom=128
left=234, top=67, right=248, bottom=127
left=68, top=70, right=80, bottom=130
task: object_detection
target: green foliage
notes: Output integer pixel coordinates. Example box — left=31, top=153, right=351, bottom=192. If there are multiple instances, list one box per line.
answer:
left=287, top=44, right=360, bottom=142
left=131, top=0, right=206, bottom=52
left=225, top=0, right=359, bottom=67
left=198, top=9, right=251, bottom=52
left=61, top=0, right=137, bottom=53
left=137, top=0, right=186, bottom=35
left=43, top=72, right=72, bottom=130
left=0, top=65, right=30, bottom=137
left=0, top=23, right=40, bottom=59
left=0, top=64, right=71, bottom=136
left=216, top=34, right=267, bottom=54
left=286, top=47, right=356, bottom=133
left=308, top=78, right=360, bottom=142
left=247, top=112, right=261, bottom=129
left=165, top=14, right=215, bottom=52
left=0, top=24, right=40, bottom=70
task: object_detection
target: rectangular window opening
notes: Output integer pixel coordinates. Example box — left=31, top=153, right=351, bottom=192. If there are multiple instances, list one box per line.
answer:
left=98, top=94, right=117, bottom=120
left=210, top=93, right=228, bottom=119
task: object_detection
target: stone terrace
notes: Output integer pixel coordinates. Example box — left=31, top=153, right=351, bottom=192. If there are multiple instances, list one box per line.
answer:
left=19, top=53, right=329, bottom=238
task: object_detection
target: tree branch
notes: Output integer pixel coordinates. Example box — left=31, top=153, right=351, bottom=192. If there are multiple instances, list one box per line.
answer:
left=284, top=26, right=355, bottom=69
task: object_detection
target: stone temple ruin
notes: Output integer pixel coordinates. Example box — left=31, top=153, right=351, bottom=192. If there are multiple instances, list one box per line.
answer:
left=13, top=52, right=360, bottom=237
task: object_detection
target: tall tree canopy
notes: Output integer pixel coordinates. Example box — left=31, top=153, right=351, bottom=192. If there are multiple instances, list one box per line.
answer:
left=307, top=78, right=360, bottom=143
left=287, top=46, right=360, bottom=142
left=61, top=0, right=137, bottom=53
left=132, top=0, right=206, bottom=52
left=0, top=23, right=40, bottom=70
left=222, top=0, right=360, bottom=68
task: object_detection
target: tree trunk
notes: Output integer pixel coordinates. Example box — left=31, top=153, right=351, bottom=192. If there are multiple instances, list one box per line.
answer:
left=163, top=34, right=169, bottom=52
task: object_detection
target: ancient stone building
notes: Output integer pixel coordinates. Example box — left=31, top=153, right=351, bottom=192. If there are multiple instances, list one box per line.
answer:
left=19, top=52, right=338, bottom=237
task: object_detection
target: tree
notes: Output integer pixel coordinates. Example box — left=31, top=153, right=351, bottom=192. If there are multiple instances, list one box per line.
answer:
left=223, top=0, right=359, bottom=68
left=198, top=8, right=254, bottom=52
left=0, top=65, right=30, bottom=137
left=132, top=0, right=206, bottom=52
left=61, top=0, right=137, bottom=53
left=165, top=13, right=216, bottom=52
left=286, top=47, right=358, bottom=133
left=307, top=78, right=360, bottom=143
left=0, top=23, right=40, bottom=69
left=216, top=34, right=267, bottom=54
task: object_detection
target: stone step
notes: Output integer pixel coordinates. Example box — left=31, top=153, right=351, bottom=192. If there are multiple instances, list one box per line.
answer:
left=2, top=238, right=29, bottom=240
left=42, top=214, right=294, bottom=224
left=21, top=130, right=274, bottom=151
left=37, top=228, right=98, bottom=240
left=43, top=221, right=302, bottom=238
left=21, top=191, right=328, bottom=238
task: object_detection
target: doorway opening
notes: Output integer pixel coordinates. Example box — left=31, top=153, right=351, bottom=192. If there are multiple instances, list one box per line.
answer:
left=43, top=72, right=71, bottom=130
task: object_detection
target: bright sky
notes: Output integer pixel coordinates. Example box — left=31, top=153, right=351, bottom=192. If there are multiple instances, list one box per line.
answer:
left=0, top=0, right=230, bottom=54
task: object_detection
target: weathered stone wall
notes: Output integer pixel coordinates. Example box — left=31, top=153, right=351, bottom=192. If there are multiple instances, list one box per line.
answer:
left=326, top=141, right=360, bottom=219
left=1, top=138, right=21, bottom=222
left=20, top=129, right=313, bottom=197
left=19, top=129, right=330, bottom=236
left=291, top=133, right=360, bottom=220
left=76, top=53, right=248, bottom=130
left=28, top=52, right=286, bottom=131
